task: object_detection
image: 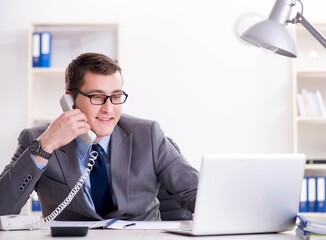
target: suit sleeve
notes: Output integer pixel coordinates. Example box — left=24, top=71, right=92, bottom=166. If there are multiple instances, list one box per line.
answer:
left=151, top=121, right=199, bottom=212
left=0, top=129, right=45, bottom=215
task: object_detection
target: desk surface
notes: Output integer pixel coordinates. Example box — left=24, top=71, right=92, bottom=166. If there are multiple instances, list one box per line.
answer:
left=0, top=229, right=301, bottom=240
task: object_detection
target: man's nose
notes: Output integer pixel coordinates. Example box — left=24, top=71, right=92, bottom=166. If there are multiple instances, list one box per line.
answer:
left=101, top=99, right=114, bottom=112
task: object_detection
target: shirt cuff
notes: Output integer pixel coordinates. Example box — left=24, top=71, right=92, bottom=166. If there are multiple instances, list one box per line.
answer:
left=30, top=153, right=48, bottom=170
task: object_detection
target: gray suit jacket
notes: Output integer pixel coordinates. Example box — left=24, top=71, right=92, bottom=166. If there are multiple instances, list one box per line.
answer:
left=0, top=114, right=198, bottom=220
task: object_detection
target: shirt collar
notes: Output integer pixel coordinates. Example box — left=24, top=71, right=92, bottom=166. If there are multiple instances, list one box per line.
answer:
left=76, top=135, right=111, bottom=159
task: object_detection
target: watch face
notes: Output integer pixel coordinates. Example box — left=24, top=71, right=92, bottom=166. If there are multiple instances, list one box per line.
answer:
left=30, top=140, right=40, bottom=153
left=29, top=139, right=52, bottom=159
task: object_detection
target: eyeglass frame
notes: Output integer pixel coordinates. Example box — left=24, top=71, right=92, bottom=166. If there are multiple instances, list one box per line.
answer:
left=70, top=88, right=128, bottom=105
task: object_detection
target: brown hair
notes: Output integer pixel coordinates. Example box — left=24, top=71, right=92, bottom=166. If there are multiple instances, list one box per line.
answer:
left=65, top=53, right=122, bottom=98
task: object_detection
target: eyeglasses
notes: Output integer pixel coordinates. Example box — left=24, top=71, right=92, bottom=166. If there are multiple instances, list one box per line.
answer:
left=71, top=88, right=128, bottom=105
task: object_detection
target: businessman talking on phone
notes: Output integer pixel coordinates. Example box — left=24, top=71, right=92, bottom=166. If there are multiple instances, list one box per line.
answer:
left=0, top=53, right=198, bottom=221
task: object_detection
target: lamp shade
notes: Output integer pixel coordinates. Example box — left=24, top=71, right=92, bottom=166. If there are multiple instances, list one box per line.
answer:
left=240, top=19, right=297, bottom=57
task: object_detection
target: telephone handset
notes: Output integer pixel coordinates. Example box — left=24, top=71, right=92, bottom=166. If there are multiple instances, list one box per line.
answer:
left=60, top=94, right=96, bottom=144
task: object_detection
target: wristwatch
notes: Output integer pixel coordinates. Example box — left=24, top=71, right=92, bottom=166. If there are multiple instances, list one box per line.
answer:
left=29, top=139, right=52, bottom=159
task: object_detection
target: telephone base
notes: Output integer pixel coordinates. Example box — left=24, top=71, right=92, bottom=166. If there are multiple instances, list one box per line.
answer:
left=0, top=215, right=41, bottom=231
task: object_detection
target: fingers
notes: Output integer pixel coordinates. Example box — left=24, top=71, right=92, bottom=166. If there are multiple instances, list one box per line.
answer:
left=39, top=109, right=92, bottom=152
left=59, top=109, right=91, bottom=136
left=61, top=109, right=90, bottom=130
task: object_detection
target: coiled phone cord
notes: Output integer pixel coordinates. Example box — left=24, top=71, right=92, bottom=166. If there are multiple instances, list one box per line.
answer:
left=26, top=147, right=98, bottom=230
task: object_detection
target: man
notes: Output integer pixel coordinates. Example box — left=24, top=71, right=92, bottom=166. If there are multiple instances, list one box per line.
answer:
left=0, top=53, right=198, bottom=221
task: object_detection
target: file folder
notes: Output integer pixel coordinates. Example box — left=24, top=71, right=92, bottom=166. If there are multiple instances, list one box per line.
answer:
left=307, top=177, right=317, bottom=212
left=40, top=31, right=52, bottom=67
left=32, top=32, right=40, bottom=67
left=299, top=177, right=308, bottom=212
left=316, top=177, right=326, bottom=212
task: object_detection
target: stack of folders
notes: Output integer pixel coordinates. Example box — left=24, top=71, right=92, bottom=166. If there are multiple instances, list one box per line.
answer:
left=296, top=214, right=326, bottom=239
left=300, top=176, right=326, bottom=213
left=32, top=31, right=52, bottom=67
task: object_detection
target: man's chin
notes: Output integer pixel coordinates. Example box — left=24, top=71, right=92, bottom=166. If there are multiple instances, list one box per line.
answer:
left=94, top=129, right=114, bottom=138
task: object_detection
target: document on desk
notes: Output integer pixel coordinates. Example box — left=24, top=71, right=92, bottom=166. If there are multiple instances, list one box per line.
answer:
left=47, top=219, right=184, bottom=230
left=46, top=219, right=115, bottom=229
left=107, top=220, right=184, bottom=230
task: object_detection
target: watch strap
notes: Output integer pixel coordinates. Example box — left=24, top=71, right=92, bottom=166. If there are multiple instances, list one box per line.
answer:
left=30, top=139, right=52, bottom=160
left=36, top=147, right=52, bottom=159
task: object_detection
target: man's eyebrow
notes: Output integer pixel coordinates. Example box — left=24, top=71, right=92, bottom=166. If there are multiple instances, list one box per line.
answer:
left=111, top=89, right=124, bottom=94
left=88, top=89, right=123, bottom=95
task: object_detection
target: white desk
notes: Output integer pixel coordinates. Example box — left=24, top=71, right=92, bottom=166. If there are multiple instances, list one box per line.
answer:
left=0, top=229, right=301, bottom=240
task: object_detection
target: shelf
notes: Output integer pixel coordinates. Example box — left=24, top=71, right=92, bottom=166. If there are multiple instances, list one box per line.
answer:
left=31, top=22, right=118, bottom=29
left=305, top=156, right=326, bottom=161
left=32, top=117, right=55, bottom=125
left=297, top=117, right=326, bottom=123
left=297, top=71, right=326, bottom=78
left=31, top=67, right=65, bottom=74
left=305, top=164, right=326, bottom=176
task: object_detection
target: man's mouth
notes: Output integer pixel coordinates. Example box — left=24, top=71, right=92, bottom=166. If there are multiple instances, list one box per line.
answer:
left=96, top=117, right=113, bottom=121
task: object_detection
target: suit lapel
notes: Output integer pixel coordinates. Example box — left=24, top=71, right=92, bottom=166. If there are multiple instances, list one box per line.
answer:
left=55, top=141, right=99, bottom=219
left=56, top=142, right=80, bottom=189
left=109, top=124, right=133, bottom=217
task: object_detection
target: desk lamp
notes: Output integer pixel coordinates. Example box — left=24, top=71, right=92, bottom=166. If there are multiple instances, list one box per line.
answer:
left=240, top=0, right=326, bottom=58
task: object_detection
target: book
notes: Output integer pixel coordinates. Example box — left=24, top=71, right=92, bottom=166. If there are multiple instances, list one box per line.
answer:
left=309, top=91, right=322, bottom=116
left=316, top=90, right=326, bottom=117
left=32, top=32, right=40, bottom=67
left=39, top=31, right=52, bottom=67
left=301, top=89, right=313, bottom=116
left=297, top=93, right=306, bottom=116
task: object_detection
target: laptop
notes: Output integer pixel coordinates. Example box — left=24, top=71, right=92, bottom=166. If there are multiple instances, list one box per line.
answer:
left=167, top=154, right=306, bottom=236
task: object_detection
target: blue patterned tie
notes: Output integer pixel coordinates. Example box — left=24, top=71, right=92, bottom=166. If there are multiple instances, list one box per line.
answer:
left=90, top=144, right=116, bottom=217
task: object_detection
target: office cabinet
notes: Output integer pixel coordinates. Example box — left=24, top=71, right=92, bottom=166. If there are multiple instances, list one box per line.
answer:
left=292, top=23, right=326, bottom=161
left=27, top=23, right=119, bottom=127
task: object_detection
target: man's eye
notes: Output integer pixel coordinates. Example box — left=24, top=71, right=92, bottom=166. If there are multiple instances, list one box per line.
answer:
left=112, top=95, right=122, bottom=100
left=93, top=95, right=105, bottom=100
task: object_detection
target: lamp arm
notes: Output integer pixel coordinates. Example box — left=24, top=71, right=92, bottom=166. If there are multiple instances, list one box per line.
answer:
left=295, top=12, right=326, bottom=48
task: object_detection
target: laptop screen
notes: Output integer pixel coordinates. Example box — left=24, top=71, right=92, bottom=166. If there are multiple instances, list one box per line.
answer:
left=191, top=154, right=306, bottom=235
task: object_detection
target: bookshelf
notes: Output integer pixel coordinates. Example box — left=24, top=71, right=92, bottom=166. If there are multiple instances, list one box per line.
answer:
left=25, top=23, right=119, bottom=214
left=27, top=23, right=119, bottom=127
left=292, top=23, right=326, bottom=162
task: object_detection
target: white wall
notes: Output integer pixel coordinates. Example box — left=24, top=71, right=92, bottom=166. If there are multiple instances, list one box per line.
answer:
left=0, top=0, right=322, bottom=171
